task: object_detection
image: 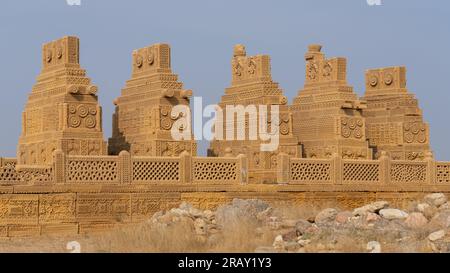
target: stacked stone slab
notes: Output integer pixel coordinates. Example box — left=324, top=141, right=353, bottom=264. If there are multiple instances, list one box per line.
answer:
left=17, top=36, right=107, bottom=166
left=291, top=44, right=372, bottom=159
left=362, top=66, right=431, bottom=160
left=208, top=44, right=301, bottom=183
left=108, top=43, right=197, bottom=156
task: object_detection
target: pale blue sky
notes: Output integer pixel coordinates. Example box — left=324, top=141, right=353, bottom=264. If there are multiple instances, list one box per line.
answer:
left=0, top=0, right=449, bottom=158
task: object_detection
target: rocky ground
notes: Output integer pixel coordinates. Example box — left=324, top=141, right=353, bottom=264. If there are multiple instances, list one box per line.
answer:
left=1, top=193, right=450, bottom=252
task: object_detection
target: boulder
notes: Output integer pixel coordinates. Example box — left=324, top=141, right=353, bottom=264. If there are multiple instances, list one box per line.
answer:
left=428, top=230, right=446, bottom=242
left=404, top=212, right=428, bottom=229
left=194, top=218, right=207, bottom=235
left=367, top=241, right=381, bottom=253
left=273, top=235, right=285, bottom=250
left=294, top=219, right=312, bottom=235
left=365, top=212, right=381, bottom=223
left=424, top=193, right=448, bottom=207
left=353, top=201, right=389, bottom=216
left=335, top=211, right=353, bottom=224
left=315, top=208, right=338, bottom=224
left=429, top=210, right=450, bottom=229
left=379, top=209, right=408, bottom=220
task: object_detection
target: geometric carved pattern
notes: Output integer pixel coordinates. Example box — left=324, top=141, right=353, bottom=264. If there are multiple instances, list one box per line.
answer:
left=343, top=162, right=380, bottom=183
left=390, top=163, right=427, bottom=183
left=193, top=161, right=237, bottom=182
left=132, top=160, right=180, bottom=182
left=436, top=163, right=450, bottom=183
left=0, top=160, right=18, bottom=182
left=290, top=161, right=331, bottom=182
left=67, top=159, right=118, bottom=182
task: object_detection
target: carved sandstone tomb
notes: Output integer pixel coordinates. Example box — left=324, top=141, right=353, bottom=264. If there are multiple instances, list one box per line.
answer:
left=208, top=44, right=301, bottom=183
left=362, top=66, right=431, bottom=160
left=17, top=36, right=107, bottom=166
left=291, top=44, right=372, bottom=159
left=108, top=43, right=197, bottom=156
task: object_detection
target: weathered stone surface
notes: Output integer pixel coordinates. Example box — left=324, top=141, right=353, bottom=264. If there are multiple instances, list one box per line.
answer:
left=315, top=208, right=338, bottom=224
left=353, top=201, right=389, bottom=216
left=424, top=193, right=448, bottom=207
left=366, top=241, right=381, bottom=253
left=379, top=209, right=408, bottom=220
left=335, top=211, right=353, bottom=224
left=428, top=230, right=445, bottom=242
left=404, top=212, right=428, bottom=229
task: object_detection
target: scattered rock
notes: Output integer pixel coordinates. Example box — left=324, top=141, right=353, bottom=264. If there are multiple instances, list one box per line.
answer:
left=379, top=209, right=409, bottom=220
left=297, top=239, right=311, bottom=247
left=429, top=210, right=450, bottom=229
left=424, top=193, right=448, bottom=207
left=353, top=201, right=389, bottom=216
left=428, top=230, right=446, bottom=242
left=417, top=203, right=431, bottom=213
left=281, top=230, right=298, bottom=241
left=335, top=211, right=353, bottom=224
left=367, top=241, right=381, bottom=253
left=315, top=208, right=338, bottom=224
left=365, top=212, right=381, bottom=223
left=294, top=219, right=312, bottom=235
left=404, top=212, right=428, bottom=229
left=273, top=235, right=285, bottom=250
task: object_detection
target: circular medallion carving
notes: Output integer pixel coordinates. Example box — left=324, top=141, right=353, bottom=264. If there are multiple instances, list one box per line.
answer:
left=369, top=75, right=378, bottom=87
left=148, top=51, right=155, bottom=65
left=160, top=107, right=169, bottom=116
left=89, top=107, right=97, bottom=115
left=87, top=85, right=98, bottom=95
left=78, top=105, right=89, bottom=117
left=170, top=111, right=179, bottom=120
left=356, top=119, right=363, bottom=127
left=342, top=127, right=351, bottom=138
left=56, top=46, right=63, bottom=59
left=136, top=55, right=143, bottom=68
left=69, top=116, right=81, bottom=128
left=341, top=118, right=348, bottom=126
left=348, top=119, right=357, bottom=130
left=85, top=116, right=96, bottom=128
left=353, top=128, right=363, bottom=139
left=161, top=118, right=172, bottom=130
left=68, top=105, right=77, bottom=114
left=384, top=73, right=393, bottom=85
left=46, top=50, right=53, bottom=63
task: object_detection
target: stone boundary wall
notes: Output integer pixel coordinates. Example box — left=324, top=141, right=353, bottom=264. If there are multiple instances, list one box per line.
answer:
left=2, top=153, right=450, bottom=237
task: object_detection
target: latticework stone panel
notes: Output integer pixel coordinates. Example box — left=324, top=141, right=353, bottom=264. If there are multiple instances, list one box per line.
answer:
left=193, top=160, right=237, bottom=182
left=436, top=163, right=450, bottom=183
left=343, top=161, right=380, bottom=183
left=390, top=162, right=427, bottom=183
left=67, top=159, right=118, bottom=183
left=0, top=159, right=18, bottom=183
left=290, top=161, right=331, bottom=183
left=132, top=160, right=180, bottom=182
